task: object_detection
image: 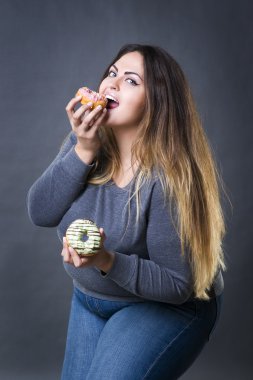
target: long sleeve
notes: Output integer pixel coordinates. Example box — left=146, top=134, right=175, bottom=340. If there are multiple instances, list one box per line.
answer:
left=27, top=131, right=95, bottom=227
left=100, top=181, right=194, bottom=304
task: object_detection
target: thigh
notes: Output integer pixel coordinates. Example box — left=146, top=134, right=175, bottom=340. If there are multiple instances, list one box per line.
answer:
left=61, top=287, right=106, bottom=380
left=86, top=297, right=219, bottom=380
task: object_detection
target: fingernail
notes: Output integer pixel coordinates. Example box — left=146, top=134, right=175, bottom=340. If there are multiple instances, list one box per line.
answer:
left=87, top=102, right=93, bottom=107
left=96, top=105, right=102, bottom=110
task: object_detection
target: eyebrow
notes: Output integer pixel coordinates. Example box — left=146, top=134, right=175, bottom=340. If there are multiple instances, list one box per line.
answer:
left=111, top=64, right=143, bottom=81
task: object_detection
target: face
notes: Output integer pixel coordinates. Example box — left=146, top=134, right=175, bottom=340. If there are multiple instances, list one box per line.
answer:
left=99, top=51, right=146, bottom=130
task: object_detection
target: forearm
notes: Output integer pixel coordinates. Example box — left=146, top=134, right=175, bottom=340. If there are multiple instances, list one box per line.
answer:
left=99, top=251, right=193, bottom=304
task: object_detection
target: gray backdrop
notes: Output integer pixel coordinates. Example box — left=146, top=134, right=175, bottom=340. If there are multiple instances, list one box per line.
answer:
left=1, top=0, right=252, bottom=379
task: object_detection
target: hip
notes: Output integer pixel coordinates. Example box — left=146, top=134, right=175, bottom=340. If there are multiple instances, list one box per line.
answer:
left=73, top=286, right=223, bottom=342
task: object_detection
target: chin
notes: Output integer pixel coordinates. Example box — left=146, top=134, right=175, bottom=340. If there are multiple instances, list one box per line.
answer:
left=102, top=111, right=119, bottom=127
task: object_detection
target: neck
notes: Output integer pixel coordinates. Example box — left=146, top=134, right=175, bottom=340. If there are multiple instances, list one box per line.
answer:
left=112, top=127, right=137, bottom=170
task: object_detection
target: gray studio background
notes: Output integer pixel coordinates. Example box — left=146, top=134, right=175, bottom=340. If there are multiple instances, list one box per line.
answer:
left=0, top=0, right=252, bottom=379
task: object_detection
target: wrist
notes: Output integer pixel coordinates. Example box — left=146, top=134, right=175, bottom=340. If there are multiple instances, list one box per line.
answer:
left=96, top=251, right=115, bottom=274
left=74, top=144, right=96, bottom=165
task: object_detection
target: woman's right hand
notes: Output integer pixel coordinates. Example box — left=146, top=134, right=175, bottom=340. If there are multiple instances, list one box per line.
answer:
left=65, top=95, right=107, bottom=163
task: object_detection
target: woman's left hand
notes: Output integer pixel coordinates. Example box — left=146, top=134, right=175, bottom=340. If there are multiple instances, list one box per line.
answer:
left=61, top=228, right=115, bottom=273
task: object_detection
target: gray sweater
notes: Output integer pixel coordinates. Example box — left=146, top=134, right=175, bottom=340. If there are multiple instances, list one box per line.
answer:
left=27, top=131, right=224, bottom=304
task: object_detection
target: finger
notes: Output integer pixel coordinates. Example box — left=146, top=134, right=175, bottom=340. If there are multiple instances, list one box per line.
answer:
left=62, top=240, right=74, bottom=263
left=66, top=98, right=94, bottom=128
left=63, top=247, right=72, bottom=263
left=82, top=105, right=104, bottom=128
left=81, top=108, right=106, bottom=133
left=72, top=105, right=94, bottom=128
left=69, top=246, right=82, bottom=267
left=99, top=227, right=106, bottom=244
left=73, top=102, right=93, bottom=121
left=89, top=110, right=108, bottom=135
left=61, top=237, right=67, bottom=256
left=80, top=257, right=89, bottom=266
left=92, top=108, right=107, bottom=126
left=65, top=95, right=82, bottom=118
left=63, top=236, right=68, bottom=247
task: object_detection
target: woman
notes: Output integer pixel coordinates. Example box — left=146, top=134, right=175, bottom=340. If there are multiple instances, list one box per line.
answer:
left=27, top=44, right=227, bottom=379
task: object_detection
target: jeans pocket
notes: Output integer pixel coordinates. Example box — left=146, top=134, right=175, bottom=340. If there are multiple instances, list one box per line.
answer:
left=208, top=294, right=223, bottom=341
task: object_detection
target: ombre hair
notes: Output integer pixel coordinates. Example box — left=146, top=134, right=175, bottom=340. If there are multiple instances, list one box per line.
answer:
left=67, top=44, right=228, bottom=300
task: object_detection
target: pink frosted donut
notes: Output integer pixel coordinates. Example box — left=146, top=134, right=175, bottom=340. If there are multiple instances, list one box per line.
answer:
left=75, top=87, right=108, bottom=109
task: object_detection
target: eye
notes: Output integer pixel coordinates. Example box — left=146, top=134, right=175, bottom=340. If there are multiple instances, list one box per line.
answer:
left=108, top=70, right=116, bottom=77
left=126, top=78, right=138, bottom=86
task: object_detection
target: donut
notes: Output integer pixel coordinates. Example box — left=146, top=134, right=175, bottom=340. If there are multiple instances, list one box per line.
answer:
left=66, top=219, right=101, bottom=256
left=75, top=87, right=108, bottom=110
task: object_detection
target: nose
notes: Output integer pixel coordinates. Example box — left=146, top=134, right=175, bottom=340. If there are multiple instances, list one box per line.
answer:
left=107, top=75, right=120, bottom=91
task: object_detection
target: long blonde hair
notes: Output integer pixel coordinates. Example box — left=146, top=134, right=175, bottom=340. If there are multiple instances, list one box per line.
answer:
left=79, top=44, right=228, bottom=300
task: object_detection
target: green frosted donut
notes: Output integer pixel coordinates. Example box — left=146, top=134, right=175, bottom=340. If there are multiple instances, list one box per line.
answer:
left=66, top=219, right=101, bottom=256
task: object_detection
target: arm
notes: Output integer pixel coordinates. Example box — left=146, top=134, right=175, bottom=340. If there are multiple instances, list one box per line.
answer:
left=27, top=95, right=108, bottom=227
left=100, top=181, right=194, bottom=304
left=26, top=131, right=95, bottom=227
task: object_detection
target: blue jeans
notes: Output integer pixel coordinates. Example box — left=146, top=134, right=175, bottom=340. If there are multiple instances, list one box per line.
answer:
left=61, top=286, right=223, bottom=380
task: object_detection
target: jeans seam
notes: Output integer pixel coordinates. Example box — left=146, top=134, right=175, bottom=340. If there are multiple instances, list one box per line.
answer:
left=76, top=288, right=94, bottom=315
left=84, top=294, right=98, bottom=314
left=143, top=311, right=198, bottom=379
left=94, top=298, right=108, bottom=318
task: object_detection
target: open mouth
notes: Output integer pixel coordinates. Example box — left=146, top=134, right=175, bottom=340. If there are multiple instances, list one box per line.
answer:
left=106, top=95, right=119, bottom=109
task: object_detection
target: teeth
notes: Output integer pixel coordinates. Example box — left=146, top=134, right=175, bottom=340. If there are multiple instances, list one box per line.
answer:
left=106, top=95, right=119, bottom=103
